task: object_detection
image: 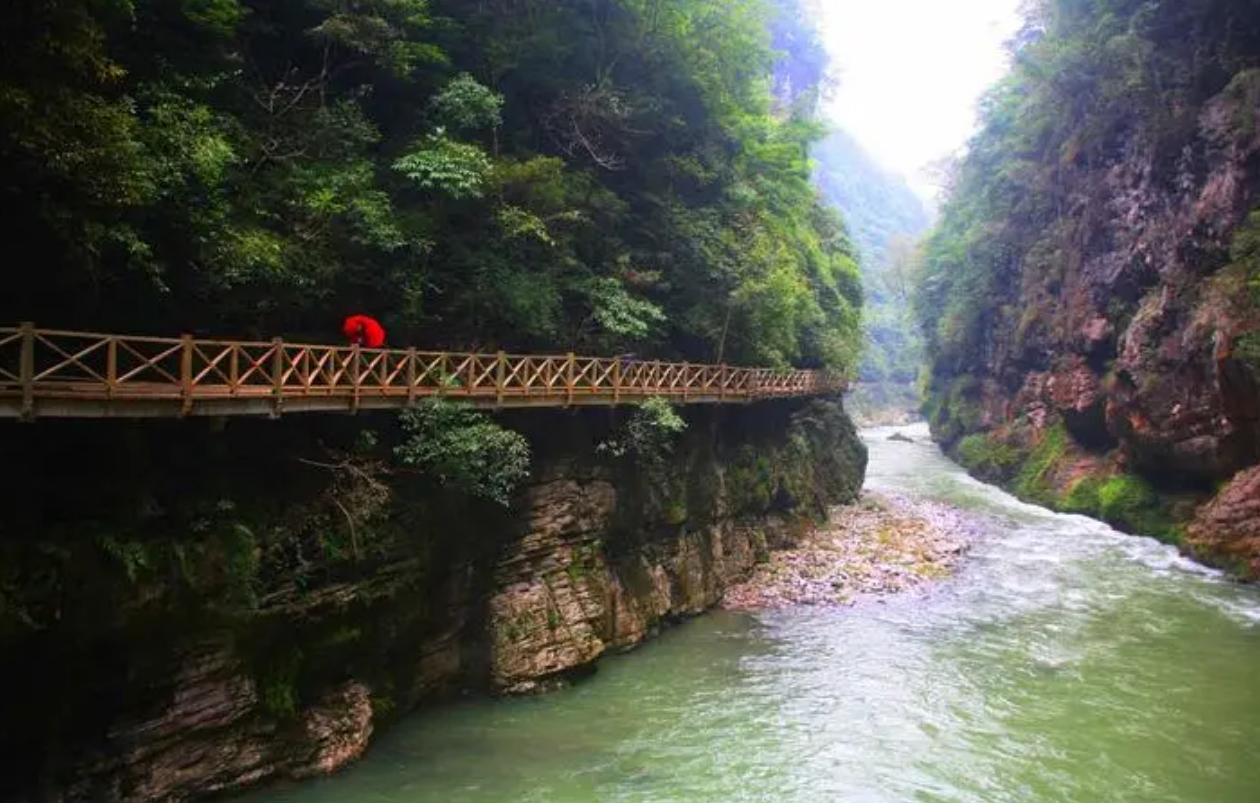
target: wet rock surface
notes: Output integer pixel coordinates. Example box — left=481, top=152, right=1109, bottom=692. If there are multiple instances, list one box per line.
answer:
left=1187, top=466, right=1260, bottom=580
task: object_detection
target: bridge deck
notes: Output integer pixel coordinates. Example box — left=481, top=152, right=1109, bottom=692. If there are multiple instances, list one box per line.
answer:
left=0, top=325, right=845, bottom=419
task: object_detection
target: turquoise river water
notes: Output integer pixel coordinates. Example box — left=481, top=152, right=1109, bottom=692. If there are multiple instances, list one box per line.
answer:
left=244, top=425, right=1260, bottom=803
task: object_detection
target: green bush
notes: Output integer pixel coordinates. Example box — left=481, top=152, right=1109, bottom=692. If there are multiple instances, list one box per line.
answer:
left=1013, top=425, right=1069, bottom=503
left=597, top=397, right=687, bottom=467
left=395, top=399, right=531, bottom=506
left=954, top=433, right=1022, bottom=479
left=1096, top=475, right=1180, bottom=544
left=257, top=645, right=304, bottom=720
left=1063, top=475, right=1105, bottom=514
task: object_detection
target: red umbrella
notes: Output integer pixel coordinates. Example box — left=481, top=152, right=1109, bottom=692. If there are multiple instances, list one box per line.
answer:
left=342, top=314, right=386, bottom=348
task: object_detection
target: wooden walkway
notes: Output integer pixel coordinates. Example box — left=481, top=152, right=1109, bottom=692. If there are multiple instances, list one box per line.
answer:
left=0, top=324, right=846, bottom=419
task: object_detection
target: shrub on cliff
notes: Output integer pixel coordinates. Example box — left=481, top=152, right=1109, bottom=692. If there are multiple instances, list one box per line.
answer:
left=955, top=433, right=1022, bottom=481
left=597, top=397, right=688, bottom=468
left=395, top=400, right=530, bottom=506
left=1096, top=476, right=1180, bottom=544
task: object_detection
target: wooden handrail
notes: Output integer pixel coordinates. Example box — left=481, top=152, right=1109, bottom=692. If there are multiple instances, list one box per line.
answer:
left=0, top=325, right=847, bottom=419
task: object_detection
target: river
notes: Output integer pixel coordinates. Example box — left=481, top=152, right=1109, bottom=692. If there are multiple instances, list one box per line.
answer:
left=244, top=424, right=1260, bottom=803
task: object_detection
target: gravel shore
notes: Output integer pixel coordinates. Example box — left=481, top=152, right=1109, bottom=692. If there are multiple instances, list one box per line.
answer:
left=722, top=492, right=975, bottom=610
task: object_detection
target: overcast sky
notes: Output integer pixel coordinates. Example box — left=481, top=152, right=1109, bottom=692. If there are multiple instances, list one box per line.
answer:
left=816, top=0, right=1024, bottom=201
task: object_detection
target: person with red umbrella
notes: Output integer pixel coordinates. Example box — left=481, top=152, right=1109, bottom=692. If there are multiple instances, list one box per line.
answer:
left=342, top=314, right=386, bottom=348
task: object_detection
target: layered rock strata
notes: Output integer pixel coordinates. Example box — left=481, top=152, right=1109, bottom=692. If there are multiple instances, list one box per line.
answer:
left=1, top=399, right=865, bottom=802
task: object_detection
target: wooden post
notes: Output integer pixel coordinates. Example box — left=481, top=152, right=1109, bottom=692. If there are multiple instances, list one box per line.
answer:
left=406, top=348, right=418, bottom=405
left=612, top=357, right=621, bottom=405
left=682, top=362, right=690, bottom=403
left=719, top=364, right=726, bottom=402
left=229, top=345, right=240, bottom=396
left=106, top=337, right=118, bottom=399
left=495, top=351, right=506, bottom=408
left=299, top=349, right=311, bottom=395
left=565, top=352, right=576, bottom=407
left=180, top=334, right=194, bottom=416
left=18, top=322, right=34, bottom=420
left=270, top=337, right=284, bottom=418
left=438, top=353, right=449, bottom=398
left=350, top=344, right=361, bottom=414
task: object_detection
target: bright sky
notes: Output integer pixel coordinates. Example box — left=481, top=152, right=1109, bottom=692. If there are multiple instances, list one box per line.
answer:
left=816, top=0, right=1024, bottom=202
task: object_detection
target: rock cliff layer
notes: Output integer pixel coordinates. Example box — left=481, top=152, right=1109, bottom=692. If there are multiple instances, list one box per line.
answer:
left=0, top=399, right=864, bottom=802
left=917, top=1, right=1260, bottom=578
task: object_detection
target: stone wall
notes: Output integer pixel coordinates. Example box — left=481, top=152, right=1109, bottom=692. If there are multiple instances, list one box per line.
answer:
left=0, top=398, right=865, bottom=802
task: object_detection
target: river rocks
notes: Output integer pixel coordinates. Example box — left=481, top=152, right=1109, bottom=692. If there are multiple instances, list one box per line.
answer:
left=1186, top=466, right=1260, bottom=581
left=722, top=493, right=973, bottom=610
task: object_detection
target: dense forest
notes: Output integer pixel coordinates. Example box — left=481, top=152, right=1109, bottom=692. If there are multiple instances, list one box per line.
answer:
left=812, top=128, right=930, bottom=383
left=1, top=0, right=862, bottom=372
left=915, top=0, right=1260, bottom=571
left=0, top=3, right=877, bottom=799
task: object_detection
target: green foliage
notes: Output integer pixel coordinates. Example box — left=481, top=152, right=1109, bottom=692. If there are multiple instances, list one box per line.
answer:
left=218, top=522, right=261, bottom=610
left=395, top=399, right=531, bottom=506
left=727, top=447, right=778, bottom=515
left=1061, top=472, right=1180, bottom=543
left=955, top=433, right=1023, bottom=480
left=916, top=0, right=1260, bottom=387
left=257, top=645, right=305, bottom=720
left=598, top=397, right=688, bottom=466
left=97, top=536, right=151, bottom=584
left=1231, top=209, right=1260, bottom=303
left=1096, top=475, right=1180, bottom=543
left=1013, top=425, right=1070, bottom=503
left=431, top=73, right=504, bottom=131
left=588, top=277, right=667, bottom=343
left=811, top=130, right=930, bottom=382
left=1236, top=332, right=1260, bottom=373
left=1063, top=474, right=1106, bottom=513
left=393, top=135, right=493, bottom=199
left=0, top=0, right=863, bottom=375
left=925, top=373, right=984, bottom=445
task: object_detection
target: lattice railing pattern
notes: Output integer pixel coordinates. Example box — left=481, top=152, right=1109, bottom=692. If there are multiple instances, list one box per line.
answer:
left=0, top=325, right=846, bottom=418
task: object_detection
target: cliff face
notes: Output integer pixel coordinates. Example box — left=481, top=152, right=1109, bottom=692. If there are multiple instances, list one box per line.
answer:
left=916, top=0, right=1260, bottom=579
left=923, top=65, right=1260, bottom=576
left=986, top=76, right=1260, bottom=483
left=0, top=399, right=865, bottom=802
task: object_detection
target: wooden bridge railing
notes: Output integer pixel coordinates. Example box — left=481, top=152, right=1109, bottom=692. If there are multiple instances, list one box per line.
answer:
left=0, top=324, right=846, bottom=419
